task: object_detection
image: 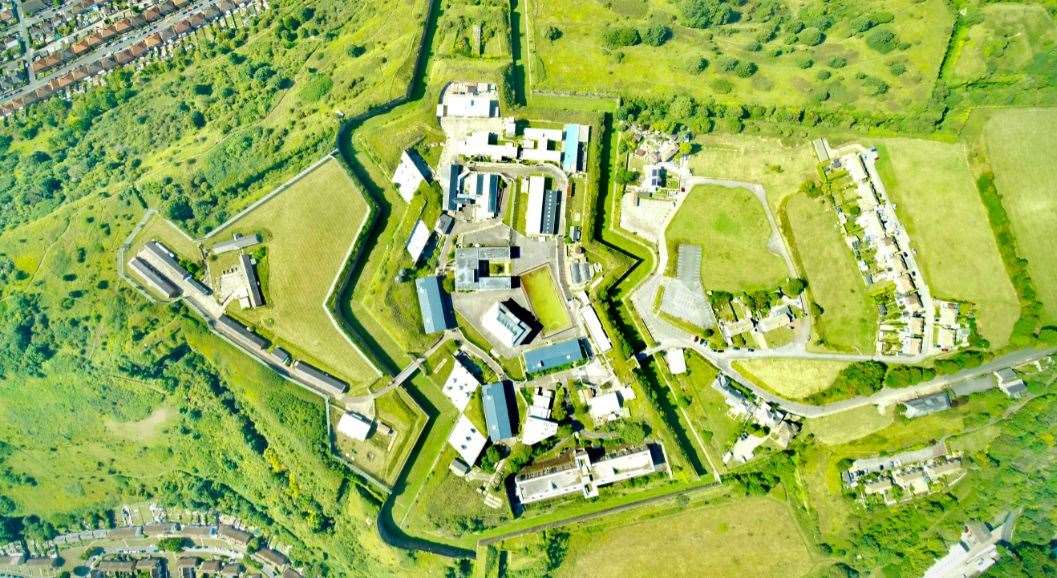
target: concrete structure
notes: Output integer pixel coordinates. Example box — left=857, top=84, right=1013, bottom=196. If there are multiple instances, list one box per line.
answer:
left=239, top=254, right=264, bottom=309
left=211, top=233, right=262, bottom=255
left=483, top=301, right=533, bottom=348
left=406, top=220, right=431, bottom=264
left=437, top=81, right=499, bottom=118
left=392, top=149, right=432, bottom=203
left=441, top=355, right=480, bottom=412
left=523, top=339, right=585, bottom=374
left=514, top=446, right=664, bottom=504
left=336, top=412, right=373, bottom=441
left=482, top=381, right=516, bottom=442
left=447, top=415, right=487, bottom=466
left=416, top=276, right=456, bottom=334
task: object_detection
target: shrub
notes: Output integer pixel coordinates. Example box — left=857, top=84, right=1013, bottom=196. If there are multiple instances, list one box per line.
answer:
left=711, top=78, right=734, bottom=94
left=888, top=61, right=907, bottom=76
left=601, top=26, right=641, bottom=49
left=827, top=56, right=847, bottom=68
left=798, top=27, right=825, bottom=46
left=816, top=69, right=831, bottom=80
left=717, top=55, right=740, bottom=72
left=866, top=28, right=898, bottom=53
left=796, top=55, right=814, bottom=69
left=641, top=24, right=673, bottom=46
left=681, top=0, right=735, bottom=29
left=734, top=60, right=758, bottom=77
left=544, top=25, right=562, bottom=42
left=687, top=56, right=710, bottom=73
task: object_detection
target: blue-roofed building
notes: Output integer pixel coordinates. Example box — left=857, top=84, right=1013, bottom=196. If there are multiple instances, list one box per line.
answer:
left=416, top=276, right=455, bottom=334
left=482, top=381, right=516, bottom=442
left=524, top=339, right=586, bottom=374
left=562, top=124, right=580, bottom=173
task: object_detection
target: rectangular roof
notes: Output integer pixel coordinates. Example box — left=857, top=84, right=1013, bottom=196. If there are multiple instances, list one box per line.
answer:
left=240, top=254, right=264, bottom=308
left=524, top=339, right=585, bottom=374
left=482, top=381, right=516, bottom=441
left=211, top=233, right=262, bottom=255
left=541, top=189, right=561, bottom=235
left=292, top=361, right=349, bottom=395
left=215, top=315, right=270, bottom=350
left=129, top=257, right=180, bottom=299
left=562, top=124, right=580, bottom=172
left=525, top=176, right=546, bottom=236
left=406, top=220, right=430, bottom=264
left=415, top=276, right=455, bottom=334
left=447, top=414, right=487, bottom=465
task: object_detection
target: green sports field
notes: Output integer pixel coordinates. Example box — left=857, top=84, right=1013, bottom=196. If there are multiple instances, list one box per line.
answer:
left=875, top=138, right=1020, bottom=347
left=667, top=184, right=788, bottom=292
left=207, top=157, right=381, bottom=391
left=784, top=193, right=876, bottom=353
left=521, top=265, right=572, bottom=334
left=982, top=108, right=1057, bottom=324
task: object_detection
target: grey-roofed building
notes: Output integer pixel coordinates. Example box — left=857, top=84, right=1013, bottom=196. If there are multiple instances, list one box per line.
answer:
left=96, top=559, right=137, bottom=574
left=291, top=361, right=349, bottom=395
left=215, top=315, right=270, bottom=351
left=240, top=254, right=264, bottom=308
left=271, top=347, right=292, bottom=366
left=144, top=241, right=188, bottom=276
left=445, top=164, right=464, bottom=211
left=185, top=275, right=213, bottom=298
left=540, top=189, right=561, bottom=235
left=211, top=233, right=262, bottom=255
left=200, top=559, right=223, bottom=574
left=902, top=391, right=952, bottom=419
left=455, top=246, right=514, bottom=291
left=523, top=339, right=586, bottom=374
left=482, top=381, right=516, bottom=442
left=255, top=548, right=289, bottom=568
left=994, top=368, right=1027, bottom=398
left=282, top=568, right=304, bottom=578
left=436, top=213, right=455, bottom=235
left=108, top=525, right=144, bottom=539
left=218, top=524, right=253, bottom=547
left=129, top=257, right=181, bottom=299
left=144, top=522, right=179, bottom=536
left=416, top=276, right=456, bottom=334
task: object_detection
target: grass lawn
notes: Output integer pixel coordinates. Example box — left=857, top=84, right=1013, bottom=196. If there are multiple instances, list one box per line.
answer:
left=783, top=193, right=876, bottom=353
left=734, top=358, right=851, bottom=401
left=802, top=405, right=895, bottom=446
left=949, top=4, right=1057, bottom=85
left=129, top=212, right=201, bottom=264
left=667, top=184, right=787, bottom=291
left=206, top=157, right=381, bottom=392
left=520, top=265, right=572, bottom=334
left=529, top=0, right=952, bottom=114
left=688, top=134, right=818, bottom=213
left=555, top=496, right=817, bottom=578
left=981, top=108, right=1057, bottom=324
left=668, top=352, right=739, bottom=466
left=875, top=138, right=1020, bottom=347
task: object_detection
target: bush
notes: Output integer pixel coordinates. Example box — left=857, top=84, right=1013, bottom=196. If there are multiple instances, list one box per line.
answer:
left=796, top=55, right=814, bottom=69
left=544, top=25, right=562, bottom=42
left=734, top=60, right=758, bottom=77
left=828, top=56, right=847, bottom=68
left=711, top=78, right=734, bottom=94
left=687, top=56, right=709, bottom=73
left=798, top=27, right=825, bottom=46
left=601, top=26, right=641, bottom=49
left=816, top=69, right=831, bottom=80
left=866, top=28, right=898, bottom=53
left=888, top=61, right=907, bottom=76
left=681, top=0, right=735, bottom=29
left=641, top=24, right=672, bottom=46
left=717, top=55, right=740, bottom=72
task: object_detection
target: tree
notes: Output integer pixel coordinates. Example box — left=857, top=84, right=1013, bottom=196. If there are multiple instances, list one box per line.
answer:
left=798, top=27, right=825, bottom=46
left=782, top=277, right=807, bottom=297
left=158, top=537, right=192, bottom=552
left=544, top=26, right=562, bottom=42
left=866, top=28, right=898, bottom=53
left=681, top=0, right=735, bottom=29
left=615, top=168, right=640, bottom=185
left=601, top=26, right=641, bottom=49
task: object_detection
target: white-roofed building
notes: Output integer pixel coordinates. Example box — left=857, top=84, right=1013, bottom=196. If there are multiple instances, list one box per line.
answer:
left=523, top=127, right=563, bottom=142
left=437, top=82, right=499, bottom=118
left=520, top=147, right=562, bottom=164
left=483, top=301, right=533, bottom=348
left=580, top=304, right=611, bottom=353
left=441, top=356, right=481, bottom=412
left=406, top=220, right=431, bottom=264
left=392, top=150, right=431, bottom=203
left=337, top=412, right=373, bottom=441
left=588, top=390, right=630, bottom=423
left=522, top=416, right=558, bottom=446
left=665, top=348, right=687, bottom=375
left=524, top=176, right=546, bottom=236
left=447, top=415, right=487, bottom=466
left=461, top=131, right=518, bottom=161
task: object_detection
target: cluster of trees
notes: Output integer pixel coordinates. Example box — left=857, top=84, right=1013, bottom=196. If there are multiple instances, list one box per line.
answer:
left=680, top=0, right=739, bottom=29
left=707, top=277, right=806, bottom=317
left=600, top=23, right=673, bottom=49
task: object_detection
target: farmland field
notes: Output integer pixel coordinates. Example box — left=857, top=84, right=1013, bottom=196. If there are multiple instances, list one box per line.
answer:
left=875, top=138, right=1020, bottom=348
left=521, top=265, right=572, bottom=334
left=667, top=185, right=787, bottom=292
left=207, top=157, right=381, bottom=391
left=982, top=108, right=1057, bottom=324
left=529, top=0, right=953, bottom=113
left=783, top=193, right=876, bottom=353
left=734, top=358, right=850, bottom=401
left=555, top=496, right=817, bottom=577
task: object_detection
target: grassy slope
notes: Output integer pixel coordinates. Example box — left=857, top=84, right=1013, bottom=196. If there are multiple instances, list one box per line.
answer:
left=208, top=157, right=380, bottom=391
left=784, top=193, right=876, bottom=353
left=520, top=265, right=571, bottom=334
left=734, top=358, right=851, bottom=401
left=667, top=184, right=787, bottom=291
left=875, top=138, right=1020, bottom=347
left=981, top=108, right=1057, bottom=324
left=555, top=496, right=816, bottom=578
left=530, top=0, right=951, bottom=113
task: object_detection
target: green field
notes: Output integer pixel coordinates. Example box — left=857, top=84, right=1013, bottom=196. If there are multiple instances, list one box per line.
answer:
left=734, top=358, right=851, bottom=401
left=875, top=138, right=1020, bottom=347
left=521, top=266, right=572, bottom=334
left=784, top=193, right=876, bottom=353
left=666, top=184, right=787, bottom=291
left=802, top=405, right=895, bottom=446
left=207, top=157, right=381, bottom=392
left=436, top=0, right=511, bottom=59
left=530, top=0, right=952, bottom=113
left=982, top=108, right=1057, bottom=324
left=555, top=496, right=817, bottom=577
